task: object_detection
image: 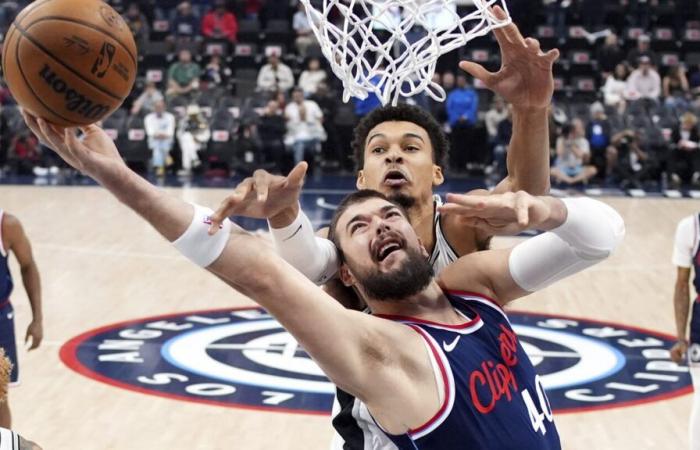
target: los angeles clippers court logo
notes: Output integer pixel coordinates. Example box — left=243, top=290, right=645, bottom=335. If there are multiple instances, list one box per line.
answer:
left=60, top=308, right=692, bottom=415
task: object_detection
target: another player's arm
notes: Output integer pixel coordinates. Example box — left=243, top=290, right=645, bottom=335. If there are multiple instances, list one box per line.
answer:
left=24, top=116, right=430, bottom=431
left=670, top=216, right=695, bottom=363
left=2, top=215, right=42, bottom=350
left=438, top=193, right=625, bottom=305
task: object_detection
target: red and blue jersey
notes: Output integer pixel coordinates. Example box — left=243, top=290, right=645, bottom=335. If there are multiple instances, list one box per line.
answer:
left=374, top=291, right=561, bottom=450
left=0, top=210, right=13, bottom=303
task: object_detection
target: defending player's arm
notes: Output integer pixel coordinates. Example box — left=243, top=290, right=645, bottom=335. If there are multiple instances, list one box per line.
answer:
left=670, top=216, right=695, bottom=363
left=459, top=7, right=558, bottom=197
left=2, top=215, right=42, bottom=350
left=438, top=193, right=625, bottom=305
left=22, top=114, right=429, bottom=426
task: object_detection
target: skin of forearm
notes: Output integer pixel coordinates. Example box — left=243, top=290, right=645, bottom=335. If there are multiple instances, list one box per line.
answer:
left=268, top=203, right=301, bottom=229
left=673, top=280, right=691, bottom=341
left=20, top=263, right=42, bottom=321
left=507, top=107, right=550, bottom=195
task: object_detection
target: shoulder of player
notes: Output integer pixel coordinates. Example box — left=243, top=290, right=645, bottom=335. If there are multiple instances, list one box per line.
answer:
left=437, top=250, right=502, bottom=302
left=675, top=214, right=697, bottom=240
left=1, top=213, right=23, bottom=244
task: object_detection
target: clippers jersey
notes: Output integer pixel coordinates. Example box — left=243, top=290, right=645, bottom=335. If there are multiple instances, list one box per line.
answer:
left=373, top=292, right=561, bottom=450
left=331, top=195, right=462, bottom=450
left=0, top=211, right=13, bottom=302
left=673, top=213, right=700, bottom=345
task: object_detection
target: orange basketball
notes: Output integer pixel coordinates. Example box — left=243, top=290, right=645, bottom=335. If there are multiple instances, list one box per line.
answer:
left=1, top=0, right=137, bottom=126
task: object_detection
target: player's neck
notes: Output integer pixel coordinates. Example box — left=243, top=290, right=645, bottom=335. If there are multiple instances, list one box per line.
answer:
left=368, top=281, right=464, bottom=325
left=406, top=197, right=437, bottom=253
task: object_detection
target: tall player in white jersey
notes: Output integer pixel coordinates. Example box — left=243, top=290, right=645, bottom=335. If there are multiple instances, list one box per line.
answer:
left=671, top=212, right=700, bottom=450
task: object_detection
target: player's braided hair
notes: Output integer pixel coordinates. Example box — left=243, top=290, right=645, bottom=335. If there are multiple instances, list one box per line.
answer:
left=0, top=347, right=13, bottom=404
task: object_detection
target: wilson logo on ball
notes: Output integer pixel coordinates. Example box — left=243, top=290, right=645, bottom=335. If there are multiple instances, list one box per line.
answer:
left=39, top=64, right=109, bottom=119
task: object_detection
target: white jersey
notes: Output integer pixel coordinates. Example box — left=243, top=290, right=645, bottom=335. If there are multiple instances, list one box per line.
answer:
left=330, top=195, right=460, bottom=450
left=0, top=427, right=22, bottom=450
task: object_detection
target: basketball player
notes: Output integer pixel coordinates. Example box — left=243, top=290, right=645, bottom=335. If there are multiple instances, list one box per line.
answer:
left=0, top=210, right=43, bottom=428
left=0, top=349, right=41, bottom=450
left=670, top=212, right=700, bottom=450
left=22, top=112, right=624, bottom=450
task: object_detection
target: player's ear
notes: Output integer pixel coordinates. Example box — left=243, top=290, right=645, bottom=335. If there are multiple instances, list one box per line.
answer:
left=356, top=170, right=366, bottom=189
left=338, top=264, right=356, bottom=287
left=432, top=165, right=444, bottom=187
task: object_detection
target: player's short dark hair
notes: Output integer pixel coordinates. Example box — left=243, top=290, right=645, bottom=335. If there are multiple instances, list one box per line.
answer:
left=328, top=190, right=409, bottom=263
left=351, top=104, right=449, bottom=170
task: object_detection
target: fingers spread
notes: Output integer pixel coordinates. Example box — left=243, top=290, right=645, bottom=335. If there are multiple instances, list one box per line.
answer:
left=459, top=61, right=493, bottom=85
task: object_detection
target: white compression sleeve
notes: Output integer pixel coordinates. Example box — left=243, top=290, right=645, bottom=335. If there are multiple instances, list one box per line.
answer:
left=173, top=204, right=237, bottom=267
left=509, top=197, right=625, bottom=292
left=269, top=207, right=339, bottom=285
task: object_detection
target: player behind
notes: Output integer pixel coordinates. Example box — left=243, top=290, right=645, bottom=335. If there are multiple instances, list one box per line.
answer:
left=0, top=349, right=41, bottom=450
left=670, top=212, right=700, bottom=449
left=23, top=112, right=624, bottom=449
left=0, top=210, right=43, bottom=428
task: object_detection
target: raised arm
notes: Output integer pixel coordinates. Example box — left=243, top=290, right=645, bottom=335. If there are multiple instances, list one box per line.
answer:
left=437, top=192, right=625, bottom=305
left=23, top=114, right=429, bottom=425
left=460, top=6, right=559, bottom=196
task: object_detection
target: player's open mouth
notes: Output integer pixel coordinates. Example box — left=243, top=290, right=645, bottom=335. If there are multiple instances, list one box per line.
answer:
left=373, top=236, right=404, bottom=262
left=383, top=170, right=409, bottom=187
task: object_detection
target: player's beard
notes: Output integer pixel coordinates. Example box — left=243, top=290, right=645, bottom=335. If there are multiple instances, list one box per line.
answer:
left=387, top=192, right=416, bottom=210
left=354, top=246, right=433, bottom=301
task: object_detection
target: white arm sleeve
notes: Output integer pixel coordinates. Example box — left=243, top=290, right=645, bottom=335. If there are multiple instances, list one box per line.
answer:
left=672, top=215, right=696, bottom=268
left=173, top=204, right=238, bottom=267
left=509, top=197, right=626, bottom=292
left=269, top=207, right=339, bottom=285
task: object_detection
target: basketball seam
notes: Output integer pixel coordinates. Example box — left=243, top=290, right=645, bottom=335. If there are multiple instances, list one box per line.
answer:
left=12, top=0, right=56, bottom=28
left=12, top=22, right=123, bottom=101
left=23, top=15, right=137, bottom=67
left=14, top=33, right=76, bottom=124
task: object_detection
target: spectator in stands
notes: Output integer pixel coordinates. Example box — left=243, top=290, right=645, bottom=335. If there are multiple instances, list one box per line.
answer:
left=166, top=49, right=201, bottom=100
left=442, top=72, right=456, bottom=93
left=663, top=64, right=691, bottom=112
left=353, top=73, right=382, bottom=118
left=485, top=95, right=509, bottom=144
left=626, top=56, right=661, bottom=104
left=608, top=128, right=654, bottom=189
left=603, top=63, right=629, bottom=112
left=202, top=54, right=230, bottom=89
left=293, top=2, right=318, bottom=59
left=586, top=102, right=613, bottom=179
left=311, top=82, right=344, bottom=170
left=690, top=63, right=700, bottom=106
left=446, top=73, right=479, bottom=171
left=596, top=32, right=625, bottom=79
left=145, top=100, right=176, bottom=177
left=177, top=104, right=211, bottom=176
left=298, top=58, right=327, bottom=96
left=7, top=130, right=39, bottom=176
left=284, top=87, right=326, bottom=168
left=491, top=104, right=513, bottom=179
left=626, top=34, right=658, bottom=69
left=131, top=81, right=165, bottom=116
left=201, top=0, right=239, bottom=43
left=257, top=53, right=295, bottom=93
left=0, top=82, right=16, bottom=106
left=123, top=2, right=150, bottom=47
left=170, top=1, right=201, bottom=44
left=242, top=0, right=263, bottom=19
left=551, top=119, right=598, bottom=185
left=258, top=99, right=289, bottom=173
left=543, top=0, right=571, bottom=45
left=669, top=112, right=700, bottom=188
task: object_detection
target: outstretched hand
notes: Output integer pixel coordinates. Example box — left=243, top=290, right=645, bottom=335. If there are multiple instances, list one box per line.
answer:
left=459, top=6, right=559, bottom=111
left=438, top=191, right=555, bottom=235
left=21, top=111, right=123, bottom=175
left=208, top=162, right=308, bottom=233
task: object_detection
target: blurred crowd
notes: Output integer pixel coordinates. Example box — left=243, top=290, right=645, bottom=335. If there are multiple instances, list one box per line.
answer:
left=0, top=0, right=700, bottom=189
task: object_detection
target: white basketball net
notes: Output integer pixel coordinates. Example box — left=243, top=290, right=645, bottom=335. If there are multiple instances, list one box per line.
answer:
left=300, top=0, right=512, bottom=106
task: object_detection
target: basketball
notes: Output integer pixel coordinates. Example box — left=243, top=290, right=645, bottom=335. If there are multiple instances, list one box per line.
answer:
left=1, top=0, right=137, bottom=127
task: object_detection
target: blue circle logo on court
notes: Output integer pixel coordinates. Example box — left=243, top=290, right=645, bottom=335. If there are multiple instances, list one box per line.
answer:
left=60, top=307, right=692, bottom=415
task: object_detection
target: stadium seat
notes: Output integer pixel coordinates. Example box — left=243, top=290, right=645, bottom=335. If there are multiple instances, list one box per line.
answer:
left=263, top=19, right=292, bottom=44
left=237, top=18, right=261, bottom=42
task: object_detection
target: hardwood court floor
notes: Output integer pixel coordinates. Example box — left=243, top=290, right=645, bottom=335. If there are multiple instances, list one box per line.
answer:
left=0, top=185, right=695, bottom=450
